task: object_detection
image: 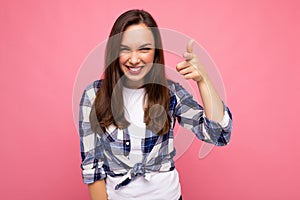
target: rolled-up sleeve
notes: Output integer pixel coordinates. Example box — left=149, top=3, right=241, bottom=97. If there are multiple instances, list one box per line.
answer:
left=79, top=83, right=106, bottom=184
left=173, top=82, right=232, bottom=146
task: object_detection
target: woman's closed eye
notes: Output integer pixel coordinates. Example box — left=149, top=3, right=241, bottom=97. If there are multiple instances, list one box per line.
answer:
left=139, top=47, right=152, bottom=53
left=120, top=47, right=131, bottom=53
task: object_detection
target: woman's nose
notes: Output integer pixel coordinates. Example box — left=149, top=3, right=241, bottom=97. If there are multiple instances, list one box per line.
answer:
left=129, top=51, right=140, bottom=65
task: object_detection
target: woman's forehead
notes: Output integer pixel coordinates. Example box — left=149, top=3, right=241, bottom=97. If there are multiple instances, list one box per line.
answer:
left=121, top=24, right=155, bottom=47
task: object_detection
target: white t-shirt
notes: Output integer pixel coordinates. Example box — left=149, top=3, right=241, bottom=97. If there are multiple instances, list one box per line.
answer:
left=106, top=86, right=181, bottom=200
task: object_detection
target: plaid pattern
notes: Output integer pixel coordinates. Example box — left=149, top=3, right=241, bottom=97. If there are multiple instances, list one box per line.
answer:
left=79, top=80, right=232, bottom=186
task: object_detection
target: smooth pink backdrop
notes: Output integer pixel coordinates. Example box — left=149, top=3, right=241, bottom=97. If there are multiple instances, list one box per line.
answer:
left=1, top=0, right=299, bottom=199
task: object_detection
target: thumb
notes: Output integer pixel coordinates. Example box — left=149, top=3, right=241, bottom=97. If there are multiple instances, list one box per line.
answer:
left=187, top=39, right=194, bottom=53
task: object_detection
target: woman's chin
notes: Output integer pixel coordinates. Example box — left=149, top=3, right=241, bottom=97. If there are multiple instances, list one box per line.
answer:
left=123, top=75, right=145, bottom=85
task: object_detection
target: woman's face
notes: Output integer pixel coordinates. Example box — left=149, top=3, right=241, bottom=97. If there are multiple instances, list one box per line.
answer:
left=119, top=23, right=155, bottom=87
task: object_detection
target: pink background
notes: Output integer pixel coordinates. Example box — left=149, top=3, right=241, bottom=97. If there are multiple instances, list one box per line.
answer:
left=1, top=0, right=299, bottom=199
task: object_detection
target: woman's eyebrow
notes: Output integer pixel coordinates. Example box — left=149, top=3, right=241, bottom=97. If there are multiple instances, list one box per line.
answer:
left=120, top=43, right=153, bottom=48
left=120, top=44, right=130, bottom=48
left=139, top=43, right=153, bottom=48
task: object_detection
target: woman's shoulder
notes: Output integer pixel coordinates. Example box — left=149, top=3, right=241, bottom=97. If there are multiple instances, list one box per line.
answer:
left=167, top=79, right=186, bottom=93
left=166, top=79, right=177, bottom=90
left=167, top=79, right=194, bottom=102
left=82, top=79, right=103, bottom=101
left=83, top=79, right=185, bottom=96
left=85, top=79, right=103, bottom=90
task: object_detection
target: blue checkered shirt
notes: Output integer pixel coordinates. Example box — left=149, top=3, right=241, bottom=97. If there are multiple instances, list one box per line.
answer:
left=79, top=80, right=232, bottom=189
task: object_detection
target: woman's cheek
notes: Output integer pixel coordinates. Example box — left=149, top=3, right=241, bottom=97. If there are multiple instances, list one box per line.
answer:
left=119, top=53, right=128, bottom=64
left=143, top=52, right=155, bottom=63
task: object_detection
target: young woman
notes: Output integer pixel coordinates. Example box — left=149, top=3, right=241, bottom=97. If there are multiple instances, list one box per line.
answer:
left=79, top=9, right=232, bottom=200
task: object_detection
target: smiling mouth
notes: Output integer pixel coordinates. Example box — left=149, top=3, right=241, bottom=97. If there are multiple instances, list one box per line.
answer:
left=126, top=65, right=144, bottom=72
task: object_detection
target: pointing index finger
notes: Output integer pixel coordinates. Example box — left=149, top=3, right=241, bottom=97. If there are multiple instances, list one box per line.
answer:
left=187, top=39, right=194, bottom=53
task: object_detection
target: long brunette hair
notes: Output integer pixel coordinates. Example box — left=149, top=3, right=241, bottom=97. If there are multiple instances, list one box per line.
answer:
left=90, top=9, right=171, bottom=135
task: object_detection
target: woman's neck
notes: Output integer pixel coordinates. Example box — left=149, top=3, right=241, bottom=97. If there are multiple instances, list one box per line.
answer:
left=123, top=79, right=144, bottom=89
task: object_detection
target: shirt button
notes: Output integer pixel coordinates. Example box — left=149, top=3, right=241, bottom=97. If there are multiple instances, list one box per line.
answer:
left=126, top=141, right=130, bottom=145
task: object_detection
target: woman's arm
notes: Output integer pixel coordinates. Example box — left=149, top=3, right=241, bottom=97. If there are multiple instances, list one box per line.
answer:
left=196, top=76, right=224, bottom=122
left=88, top=180, right=108, bottom=200
left=79, top=81, right=108, bottom=196
left=175, top=40, right=232, bottom=145
left=176, top=39, right=225, bottom=122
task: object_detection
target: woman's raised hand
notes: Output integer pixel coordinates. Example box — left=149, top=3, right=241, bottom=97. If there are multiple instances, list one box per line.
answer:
left=176, top=39, right=208, bottom=83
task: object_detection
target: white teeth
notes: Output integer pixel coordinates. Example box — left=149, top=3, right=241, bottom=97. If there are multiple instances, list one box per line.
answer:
left=129, top=67, right=141, bottom=72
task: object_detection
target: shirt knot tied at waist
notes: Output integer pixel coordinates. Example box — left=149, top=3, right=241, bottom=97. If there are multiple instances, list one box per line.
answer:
left=115, top=163, right=146, bottom=190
